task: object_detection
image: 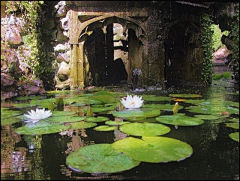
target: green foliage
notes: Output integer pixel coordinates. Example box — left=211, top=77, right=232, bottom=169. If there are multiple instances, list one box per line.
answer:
left=200, top=13, right=214, bottom=85
left=212, top=74, right=223, bottom=80
left=211, top=24, right=229, bottom=51
left=230, top=3, right=239, bottom=81
left=213, top=72, right=232, bottom=80
left=222, top=71, right=232, bottom=79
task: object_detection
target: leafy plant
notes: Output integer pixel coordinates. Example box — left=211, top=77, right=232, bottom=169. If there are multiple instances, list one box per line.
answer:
left=201, top=13, right=214, bottom=85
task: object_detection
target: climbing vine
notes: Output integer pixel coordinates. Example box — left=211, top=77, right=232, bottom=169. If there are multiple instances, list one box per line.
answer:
left=5, top=1, right=53, bottom=85
left=230, top=3, right=239, bottom=81
left=200, top=13, right=214, bottom=85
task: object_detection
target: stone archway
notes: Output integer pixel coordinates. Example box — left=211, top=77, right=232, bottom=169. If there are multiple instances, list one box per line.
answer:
left=66, top=8, right=147, bottom=89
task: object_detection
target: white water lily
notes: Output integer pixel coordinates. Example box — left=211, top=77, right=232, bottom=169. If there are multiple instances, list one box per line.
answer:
left=24, top=108, right=52, bottom=123
left=121, top=95, right=144, bottom=109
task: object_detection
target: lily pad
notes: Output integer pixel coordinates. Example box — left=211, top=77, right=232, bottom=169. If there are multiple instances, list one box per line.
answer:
left=156, top=114, right=204, bottom=126
left=52, top=111, right=77, bottom=116
left=186, top=105, right=239, bottom=115
left=142, top=103, right=183, bottom=111
left=69, top=121, right=97, bottom=129
left=66, top=144, right=140, bottom=173
left=105, top=120, right=130, bottom=126
left=194, top=114, right=221, bottom=120
left=229, top=132, right=239, bottom=142
left=225, top=122, right=239, bottom=129
left=94, top=125, right=117, bottom=131
left=120, top=122, right=171, bottom=136
left=1, top=117, right=21, bottom=126
left=92, top=91, right=117, bottom=104
left=1, top=110, right=22, bottom=118
left=169, top=94, right=202, bottom=98
left=112, top=109, right=160, bottom=121
left=86, top=116, right=109, bottom=122
left=15, top=121, right=71, bottom=135
left=112, top=136, right=193, bottom=163
left=30, top=98, right=56, bottom=108
left=46, top=116, right=86, bottom=123
left=12, top=103, right=36, bottom=108
left=141, top=95, right=171, bottom=102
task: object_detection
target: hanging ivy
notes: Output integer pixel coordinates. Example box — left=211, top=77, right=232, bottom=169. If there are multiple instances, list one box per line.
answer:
left=200, top=13, right=214, bottom=85
left=230, top=3, right=239, bottom=81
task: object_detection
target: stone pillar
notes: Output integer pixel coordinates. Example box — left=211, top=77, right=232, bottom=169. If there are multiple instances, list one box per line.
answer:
left=146, top=7, right=165, bottom=86
left=68, top=8, right=84, bottom=90
left=77, top=42, right=84, bottom=89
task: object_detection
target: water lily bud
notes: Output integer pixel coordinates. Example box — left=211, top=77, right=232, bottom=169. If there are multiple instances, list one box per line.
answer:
left=173, top=102, right=179, bottom=115
left=87, top=106, right=93, bottom=117
left=48, top=101, right=55, bottom=111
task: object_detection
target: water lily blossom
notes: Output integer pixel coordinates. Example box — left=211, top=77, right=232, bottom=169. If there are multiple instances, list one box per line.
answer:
left=121, top=95, right=144, bottom=109
left=24, top=108, right=52, bottom=123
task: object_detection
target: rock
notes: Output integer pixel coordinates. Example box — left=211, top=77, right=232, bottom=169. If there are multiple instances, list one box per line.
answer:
left=57, top=61, right=70, bottom=76
left=5, top=27, right=23, bottom=46
left=1, top=73, right=15, bottom=86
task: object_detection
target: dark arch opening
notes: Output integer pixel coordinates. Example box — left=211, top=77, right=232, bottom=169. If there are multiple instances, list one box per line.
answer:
left=83, top=21, right=142, bottom=87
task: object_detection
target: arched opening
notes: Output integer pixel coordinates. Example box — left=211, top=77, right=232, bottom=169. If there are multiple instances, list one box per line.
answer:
left=82, top=20, right=144, bottom=87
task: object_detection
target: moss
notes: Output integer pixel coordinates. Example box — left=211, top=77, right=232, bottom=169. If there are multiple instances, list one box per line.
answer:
left=222, top=71, right=232, bottom=79
left=212, top=74, right=223, bottom=80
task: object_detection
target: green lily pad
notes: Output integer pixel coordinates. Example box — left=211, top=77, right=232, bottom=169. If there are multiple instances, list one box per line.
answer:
left=52, top=111, right=77, bottom=116
left=228, top=118, right=239, bottom=122
left=46, top=116, right=86, bottom=123
left=112, top=109, right=160, bottom=121
left=86, top=116, right=109, bottom=122
left=66, top=144, right=140, bottom=173
left=112, top=136, right=193, bottom=163
left=183, top=99, right=209, bottom=105
left=156, top=114, right=204, bottom=126
left=142, top=103, right=183, bottom=111
left=30, top=98, right=56, bottom=108
left=91, top=91, right=117, bottom=104
left=141, top=95, right=171, bottom=102
left=225, top=122, right=239, bottom=129
left=194, top=114, right=221, bottom=120
left=105, top=120, right=130, bottom=126
left=186, top=105, right=239, bottom=115
left=94, top=125, right=117, bottom=131
left=169, top=94, right=202, bottom=98
left=1, top=110, right=22, bottom=118
left=15, top=121, right=71, bottom=135
left=12, top=103, right=36, bottom=108
left=229, top=132, right=239, bottom=142
left=1, top=117, right=21, bottom=126
left=69, top=102, right=86, bottom=107
left=69, top=121, right=97, bottom=129
left=84, top=105, right=115, bottom=113
left=120, top=122, right=171, bottom=136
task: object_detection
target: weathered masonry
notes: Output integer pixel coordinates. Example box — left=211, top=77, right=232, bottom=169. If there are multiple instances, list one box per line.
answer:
left=59, top=1, right=214, bottom=89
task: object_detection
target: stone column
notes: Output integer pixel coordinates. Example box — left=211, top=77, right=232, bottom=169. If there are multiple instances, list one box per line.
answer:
left=68, top=8, right=84, bottom=90
left=146, top=7, right=165, bottom=86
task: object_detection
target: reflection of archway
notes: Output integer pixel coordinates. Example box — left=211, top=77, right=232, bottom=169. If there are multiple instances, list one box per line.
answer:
left=68, top=10, right=147, bottom=89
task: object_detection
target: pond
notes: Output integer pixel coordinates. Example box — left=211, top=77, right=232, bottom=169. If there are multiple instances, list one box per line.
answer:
left=1, top=80, right=239, bottom=180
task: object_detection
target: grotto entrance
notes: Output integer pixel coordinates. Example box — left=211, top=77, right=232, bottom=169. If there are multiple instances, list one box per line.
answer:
left=83, top=23, right=142, bottom=87
left=67, top=7, right=147, bottom=90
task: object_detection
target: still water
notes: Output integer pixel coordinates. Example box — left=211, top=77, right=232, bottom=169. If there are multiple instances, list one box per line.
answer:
left=1, top=81, right=239, bottom=180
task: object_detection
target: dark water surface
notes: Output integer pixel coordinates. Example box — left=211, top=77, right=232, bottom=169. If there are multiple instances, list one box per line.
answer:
left=1, top=81, right=239, bottom=180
